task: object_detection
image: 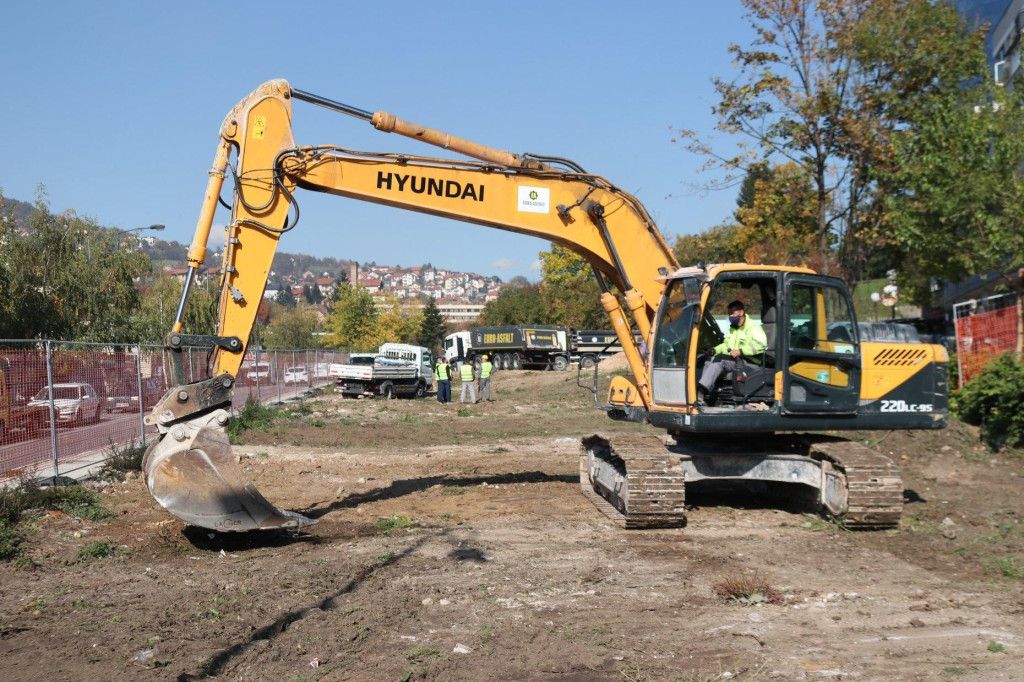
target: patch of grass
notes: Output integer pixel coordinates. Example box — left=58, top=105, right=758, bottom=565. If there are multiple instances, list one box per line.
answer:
left=227, top=398, right=278, bottom=443
left=99, top=439, right=147, bottom=481
left=290, top=402, right=313, bottom=416
left=987, top=640, right=1005, bottom=653
left=373, top=552, right=394, bottom=562
left=986, top=556, right=1023, bottom=579
left=456, top=408, right=475, bottom=417
left=0, top=480, right=112, bottom=542
left=0, top=520, right=23, bottom=560
left=403, top=646, right=440, bottom=662
left=75, top=541, right=117, bottom=563
left=711, top=570, right=785, bottom=605
left=800, top=517, right=833, bottom=532
left=439, top=485, right=465, bottom=496
left=374, top=515, right=418, bottom=533
left=943, top=665, right=969, bottom=676
left=309, top=418, right=325, bottom=428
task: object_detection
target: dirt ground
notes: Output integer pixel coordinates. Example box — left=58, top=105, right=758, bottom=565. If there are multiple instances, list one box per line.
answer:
left=1, top=364, right=1022, bottom=681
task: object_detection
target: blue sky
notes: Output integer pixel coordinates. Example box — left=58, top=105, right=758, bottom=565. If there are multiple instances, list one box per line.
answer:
left=1, top=1, right=754, bottom=282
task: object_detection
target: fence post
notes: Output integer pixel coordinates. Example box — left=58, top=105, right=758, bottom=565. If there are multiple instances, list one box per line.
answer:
left=135, top=345, right=145, bottom=442
left=255, top=346, right=262, bottom=404
left=44, top=340, right=60, bottom=484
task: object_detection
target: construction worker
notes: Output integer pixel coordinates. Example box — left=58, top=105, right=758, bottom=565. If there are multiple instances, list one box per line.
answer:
left=477, top=354, right=493, bottom=402
left=459, top=358, right=476, bottom=404
left=434, top=355, right=451, bottom=404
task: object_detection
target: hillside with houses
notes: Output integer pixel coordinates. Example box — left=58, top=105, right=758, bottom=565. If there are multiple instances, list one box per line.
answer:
left=144, top=240, right=505, bottom=325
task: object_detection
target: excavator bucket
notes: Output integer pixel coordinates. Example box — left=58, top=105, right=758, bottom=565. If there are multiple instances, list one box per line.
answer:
left=142, top=409, right=315, bottom=532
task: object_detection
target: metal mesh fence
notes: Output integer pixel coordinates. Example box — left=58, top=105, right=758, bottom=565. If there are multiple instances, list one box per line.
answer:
left=953, top=293, right=1021, bottom=385
left=0, top=340, right=338, bottom=483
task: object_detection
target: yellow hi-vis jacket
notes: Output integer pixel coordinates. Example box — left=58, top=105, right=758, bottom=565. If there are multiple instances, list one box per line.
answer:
left=713, top=318, right=768, bottom=361
left=480, top=361, right=492, bottom=379
left=434, top=361, right=447, bottom=382
left=459, top=363, right=474, bottom=382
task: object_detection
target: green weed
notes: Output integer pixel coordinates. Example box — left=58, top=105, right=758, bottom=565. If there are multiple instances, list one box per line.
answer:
left=75, top=541, right=117, bottom=563
left=403, top=646, right=440, bottom=662
left=374, top=515, right=418, bottom=533
left=227, top=398, right=277, bottom=442
left=99, top=439, right=147, bottom=480
left=988, top=640, right=1005, bottom=653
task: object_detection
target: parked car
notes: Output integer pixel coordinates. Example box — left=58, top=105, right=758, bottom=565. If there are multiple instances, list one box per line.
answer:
left=104, top=377, right=165, bottom=413
left=104, top=380, right=137, bottom=413
left=284, top=366, right=309, bottom=385
left=27, top=383, right=101, bottom=425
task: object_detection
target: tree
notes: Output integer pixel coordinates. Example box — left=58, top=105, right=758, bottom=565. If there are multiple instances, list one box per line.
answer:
left=0, top=193, right=152, bottom=342
left=322, top=284, right=378, bottom=351
left=478, top=283, right=545, bottom=326
left=537, top=245, right=607, bottom=329
left=361, top=293, right=422, bottom=350
left=672, top=223, right=745, bottom=268
left=851, top=0, right=1024, bottom=349
left=275, top=286, right=297, bottom=307
left=677, top=0, right=885, bottom=280
left=302, top=284, right=323, bottom=306
left=135, top=273, right=218, bottom=345
left=733, top=162, right=818, bottom=266
left=264, top=306, right=321, bottom=350
left=417, top=298, right=449, bottom=351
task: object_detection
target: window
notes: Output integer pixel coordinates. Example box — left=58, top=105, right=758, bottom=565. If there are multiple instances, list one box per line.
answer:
left=653, top=278, right=701, bottom=367
left=788, top=283, right=857, bottom=354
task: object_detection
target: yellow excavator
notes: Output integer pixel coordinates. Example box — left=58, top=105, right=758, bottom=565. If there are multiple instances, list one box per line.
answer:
left=142, top=79, right=948, bottom=532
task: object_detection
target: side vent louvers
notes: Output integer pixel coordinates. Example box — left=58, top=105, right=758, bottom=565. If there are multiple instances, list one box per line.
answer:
left=872, top=348, right=928, bottom=367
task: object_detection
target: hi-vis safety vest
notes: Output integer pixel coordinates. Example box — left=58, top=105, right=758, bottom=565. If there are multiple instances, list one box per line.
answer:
left=459, top=363, right=474, bottom=382
left=480, top=361, right=492, bottom=379
left=435, top=361, right=447, bottom=382
left=713, top=318, right=768, bottom=360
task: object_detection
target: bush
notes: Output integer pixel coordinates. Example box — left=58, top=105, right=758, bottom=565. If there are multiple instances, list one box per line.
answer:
left=100, top=439, right=147, bottom=481
left=952, top=353, right=1024, bottom=451
left=0, top=481, right=113, bottom=560
left=227, top=398, right=277, bottom=442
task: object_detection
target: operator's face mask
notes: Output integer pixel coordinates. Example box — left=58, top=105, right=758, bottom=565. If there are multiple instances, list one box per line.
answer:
left=728, top=313, right=742, bottom=327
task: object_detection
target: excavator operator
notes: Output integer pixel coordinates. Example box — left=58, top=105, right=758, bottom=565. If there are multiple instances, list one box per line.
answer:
left=697, top=300, right=767, bottom=403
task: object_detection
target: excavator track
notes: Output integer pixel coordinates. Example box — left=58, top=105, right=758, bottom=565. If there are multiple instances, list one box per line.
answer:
left=809, top=439, right=903, bottom=529
left=580, top=434, right=687, bottom=529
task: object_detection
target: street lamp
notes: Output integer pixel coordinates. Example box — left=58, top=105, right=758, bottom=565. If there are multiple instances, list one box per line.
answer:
left=119, top=223, right=165, bottom=235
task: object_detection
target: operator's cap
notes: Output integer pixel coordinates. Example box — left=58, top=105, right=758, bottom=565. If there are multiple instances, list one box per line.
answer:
left=482, top=354, right=488, bottom=360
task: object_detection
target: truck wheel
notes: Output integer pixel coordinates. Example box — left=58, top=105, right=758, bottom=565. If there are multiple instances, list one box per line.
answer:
left=580, top=355, right=596, bottom=369
left=511, top=354, right=521, bottom=370
left=553, top=355, right=569, bottom=371
left=415, top=381, right=426, bottom=398
left=473, top=356, right=482, bottom=372
left=500, top=354, right=510, bottom=370
left=380, top=381, right=396, bottom=399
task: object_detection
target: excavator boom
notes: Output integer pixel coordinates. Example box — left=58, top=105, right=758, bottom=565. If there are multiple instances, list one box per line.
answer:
left=144, top=79, right=677, bottom=531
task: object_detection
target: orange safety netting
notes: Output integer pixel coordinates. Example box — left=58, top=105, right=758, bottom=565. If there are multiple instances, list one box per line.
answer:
left=955, top=305, right=1019, bottom=383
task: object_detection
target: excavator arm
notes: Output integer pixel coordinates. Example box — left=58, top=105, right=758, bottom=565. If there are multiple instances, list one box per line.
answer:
left=142, top=79, right=678, bottom=531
